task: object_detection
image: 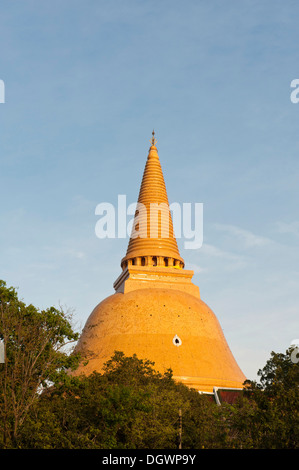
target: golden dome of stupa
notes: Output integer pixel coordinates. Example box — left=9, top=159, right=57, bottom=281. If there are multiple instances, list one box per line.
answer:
left=73, top=132, right=246, bottom=393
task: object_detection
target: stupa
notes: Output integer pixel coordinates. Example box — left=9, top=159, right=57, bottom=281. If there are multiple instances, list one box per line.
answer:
left=74, top=132, right=246, bottom=393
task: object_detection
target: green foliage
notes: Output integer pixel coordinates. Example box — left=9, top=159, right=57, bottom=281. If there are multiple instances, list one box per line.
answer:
left=17, top=351, right=218, bottom=449
left=239, top=348, right=299, bottom=448
left=4, top=342, right=299, bottom=449
left=1, top=280, right=298, bottom=449
left=0, top=280, right=80, bottom=447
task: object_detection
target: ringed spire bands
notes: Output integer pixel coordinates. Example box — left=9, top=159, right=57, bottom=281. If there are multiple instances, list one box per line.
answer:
left=121, top=133, right=184, bottom=271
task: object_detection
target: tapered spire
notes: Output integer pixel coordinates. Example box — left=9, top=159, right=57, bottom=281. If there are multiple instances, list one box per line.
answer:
left=74, top=130, right=247, bottom=395
left=121, top=132, right=184, bottom=270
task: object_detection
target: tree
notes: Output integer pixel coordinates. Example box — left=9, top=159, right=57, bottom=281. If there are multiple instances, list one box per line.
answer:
left=0, top=280, right=80, bottom=447
left=100, top=351, right=217, bottom=449
left=227, top=348, right=299, bottom=448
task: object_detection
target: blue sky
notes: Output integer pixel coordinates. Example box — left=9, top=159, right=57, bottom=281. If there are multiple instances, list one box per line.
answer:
left=1, top=0, right=299, bottom=381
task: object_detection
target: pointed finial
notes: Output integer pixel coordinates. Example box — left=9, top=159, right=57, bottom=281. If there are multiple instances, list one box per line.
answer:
left=151, top=129, right=157, bottom=146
